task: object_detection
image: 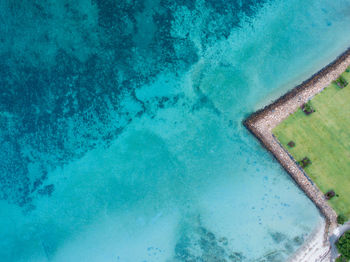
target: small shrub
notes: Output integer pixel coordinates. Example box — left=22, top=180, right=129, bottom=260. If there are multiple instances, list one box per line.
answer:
left=336, top=76, right=349, bottom=88
left=298, top=157, right=311, bottom=168
left=301, top=102, right=314, bottom=115
left=337, top=231, right=350, bottom=260
left=338, top=214, right=347, bottom=225
left=336, top=255, right=347, bottom=262
left=304, top=103, right=312, bottom=112
left=287, top=141, right=295, bottom=148
left=340, top=76, right=349, bottom=86
left=325, top=190, right=335, bottom=200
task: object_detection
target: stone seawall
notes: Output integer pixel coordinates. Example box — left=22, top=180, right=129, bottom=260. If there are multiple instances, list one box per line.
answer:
left=244, top=48, right=350, bottom=261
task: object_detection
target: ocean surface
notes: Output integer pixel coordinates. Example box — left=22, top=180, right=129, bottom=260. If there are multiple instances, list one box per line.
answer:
left=1, top=0, right=350, bottom=261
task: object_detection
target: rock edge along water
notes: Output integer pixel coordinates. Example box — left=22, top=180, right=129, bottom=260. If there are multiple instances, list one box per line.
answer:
left=243, top=47, right=350, bottom=261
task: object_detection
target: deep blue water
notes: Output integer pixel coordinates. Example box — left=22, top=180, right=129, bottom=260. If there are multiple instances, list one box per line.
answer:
left=1, top=0, right=350, bottom=261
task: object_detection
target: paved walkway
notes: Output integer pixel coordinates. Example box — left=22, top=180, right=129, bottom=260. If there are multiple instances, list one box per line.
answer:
left=329, top=221, right=350, bottom=261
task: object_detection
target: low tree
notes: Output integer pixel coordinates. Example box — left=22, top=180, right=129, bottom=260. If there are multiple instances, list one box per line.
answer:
left=301, top=102, right=314, bottom=115
left=298, top=157, right=311, bottom=168
left=336, top=255, right=347, bottom=262
left=338, top=214, right=347, bottom=225
left=336, top=231, right=350, bottom=260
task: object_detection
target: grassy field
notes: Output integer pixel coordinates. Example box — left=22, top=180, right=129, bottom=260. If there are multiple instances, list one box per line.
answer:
left=273, top=68, right=350, bottom=220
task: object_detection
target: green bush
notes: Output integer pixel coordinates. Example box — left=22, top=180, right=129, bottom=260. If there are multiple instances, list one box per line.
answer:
left=336, top=255, right=347, bottom=262
left=337, top=231, right=350, bottom=260
left=303, top=102, right=313, bottom=113
left=298, top=157, right=311, bottom=168
left=338, top=214, right=347, bottom=225
left=340, top=76, right=348, bottom=86
left=336, top=76, right=349, bottom=88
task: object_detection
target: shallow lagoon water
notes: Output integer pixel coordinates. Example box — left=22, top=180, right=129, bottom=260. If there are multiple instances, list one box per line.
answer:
left=1, top=0, right=350, bottom=261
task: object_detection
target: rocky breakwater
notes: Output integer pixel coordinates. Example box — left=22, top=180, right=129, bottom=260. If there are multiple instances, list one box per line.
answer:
left=244, top=48, right=350, bottom=261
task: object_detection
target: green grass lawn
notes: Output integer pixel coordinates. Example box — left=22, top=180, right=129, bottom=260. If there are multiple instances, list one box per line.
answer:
left=273, top=68, right=350, bottom=220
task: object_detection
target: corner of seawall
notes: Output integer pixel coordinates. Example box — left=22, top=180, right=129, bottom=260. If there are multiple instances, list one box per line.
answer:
left=241, top=47, right=350, bottom=261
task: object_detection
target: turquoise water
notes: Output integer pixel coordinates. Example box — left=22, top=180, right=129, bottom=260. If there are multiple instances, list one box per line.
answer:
left=1, top=0, right=350, bottom=261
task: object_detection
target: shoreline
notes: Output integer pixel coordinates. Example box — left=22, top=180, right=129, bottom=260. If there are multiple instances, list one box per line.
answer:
left=287, top=219, right=330, bottom=262
left=244, top=47, right=350, bottom=261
